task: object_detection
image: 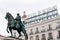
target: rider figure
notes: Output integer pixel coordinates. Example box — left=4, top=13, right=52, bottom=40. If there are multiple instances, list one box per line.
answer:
left=15, top=13, right=22, bottom=24
left=15, top=13, right=27, bottom=37
left=15, top=13, right=22, bottom=36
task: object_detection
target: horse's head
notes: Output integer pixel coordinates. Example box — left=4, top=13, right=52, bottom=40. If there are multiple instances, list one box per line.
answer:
left=5, top=12, right=11, bottom=19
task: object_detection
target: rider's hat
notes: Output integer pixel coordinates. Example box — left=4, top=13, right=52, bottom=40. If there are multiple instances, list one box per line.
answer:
left=17, top=13, right=19, bottom=15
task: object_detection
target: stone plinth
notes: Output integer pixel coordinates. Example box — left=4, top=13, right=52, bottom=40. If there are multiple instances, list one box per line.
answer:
left=2, top=37, right=24, bottom=40
left=3, top=38, right=23, bottom=40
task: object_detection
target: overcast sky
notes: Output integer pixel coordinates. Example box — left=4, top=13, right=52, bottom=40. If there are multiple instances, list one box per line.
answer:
left=0, top=0, right=60, bottom=36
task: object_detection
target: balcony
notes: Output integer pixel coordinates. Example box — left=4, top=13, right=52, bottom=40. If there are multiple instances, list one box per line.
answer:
left=56, top=26, right=60, bottom=29
left=41, top=30, right=46, bottom=33
left=48, top=36, right=53, bottom=40
left=29, top=32, right=34, bottom=35
left=48, top=39, right=53, bottom=40
left=47, top=28, right=52, bottom=31
left=35, top=31, right=39, bottom=34
left=41, top=38, right=46, bottom=40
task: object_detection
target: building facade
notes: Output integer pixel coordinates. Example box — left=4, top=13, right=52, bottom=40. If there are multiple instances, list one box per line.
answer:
left=13, top=6, right=60, bottom=40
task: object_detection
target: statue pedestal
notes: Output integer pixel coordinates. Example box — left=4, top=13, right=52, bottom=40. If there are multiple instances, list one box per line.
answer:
left=3, top=36, right=24, bottom=40
left=3, top=38, right=23, bottom=40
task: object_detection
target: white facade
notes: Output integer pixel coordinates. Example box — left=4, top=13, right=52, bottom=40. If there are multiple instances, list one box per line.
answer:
left=13, top=6, right=60, bottom=40
left=25, top=16, right=60, bottom=40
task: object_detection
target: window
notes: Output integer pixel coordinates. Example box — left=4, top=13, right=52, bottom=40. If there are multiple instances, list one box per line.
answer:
left=31, top=29, right=32, bottom=32
left=36, top=16, right=39, bottom=20
left=44, top=14, right=47, bottom=17
left=57, top=21, right=60, bottom=24
left=36, top=28, right=38, bottom=31
left=48, top=12, right=52, bottom=16
left=40, top=15, right=42, bottom=18
left=41, top=34, right=46, bottom=40
left=42, top=26, right=44, bottom=28
left=57, top=21, right=60, bottom=28
left=40, top=18, right=42, bottom=21
left=43, top=17, right=47, bottom=20
left=30, top=29, right=33, bottom=35
left=35, top=35, right=39, bottom=40
left=48, top=32, right=53, bottom=40
left=41, top=26, right=46, bottom=32
left=56, top=13, right=58, bottom=16
left=58, top=31, right=60, bottom=37
left=48, top=16, right=51, bottom=19
left=35, top=20, right=38, bottom=23
left=48, top=33, right=53, bottom=38
left=47, top=24, right=52, bottom=31
left=49, top=24, right=51, bottom=28
left=42, top=34, right=45, bottom=38
left=30, top=36, right=33, bottom=40
left=35, top=28, right=39, bottom=34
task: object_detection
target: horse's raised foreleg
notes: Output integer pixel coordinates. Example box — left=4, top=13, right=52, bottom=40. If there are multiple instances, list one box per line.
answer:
left=9, top=27, right=13, bottom=37
left=6, top=27, right=9, bottom=33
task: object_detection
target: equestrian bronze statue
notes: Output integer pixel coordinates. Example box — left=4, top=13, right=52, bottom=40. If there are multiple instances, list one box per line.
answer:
left=5, top=12, right=28, bottom=40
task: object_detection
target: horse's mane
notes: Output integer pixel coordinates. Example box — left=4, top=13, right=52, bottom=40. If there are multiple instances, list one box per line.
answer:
left=8, top=13, right=14, bottom=20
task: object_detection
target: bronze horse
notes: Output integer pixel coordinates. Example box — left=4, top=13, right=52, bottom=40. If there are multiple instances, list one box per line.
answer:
left=5, top=12, right=28, bottom=40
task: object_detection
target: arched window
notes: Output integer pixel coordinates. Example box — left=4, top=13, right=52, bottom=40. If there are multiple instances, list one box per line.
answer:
left=41, top=34, right=46, bottom=40
left=48, top=32, right=53, bottom=40
left=35, top=35, right=39, bottom=40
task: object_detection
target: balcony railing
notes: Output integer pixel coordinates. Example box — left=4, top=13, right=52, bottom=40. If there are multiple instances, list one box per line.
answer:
left=48, top=36, right=53, bottom=40
left=29, top=32, right=34, bottom=35
left=41, top=38, right=46, bottom=40
left=56, top=26, right=60, bottom=29
left=41, top=30, right=46, bottom=32
left=47, top=28, right=52, bottom=31
left=48, top=39, right=53, bottom=40
left=35, top=31, right=39, bottom=34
